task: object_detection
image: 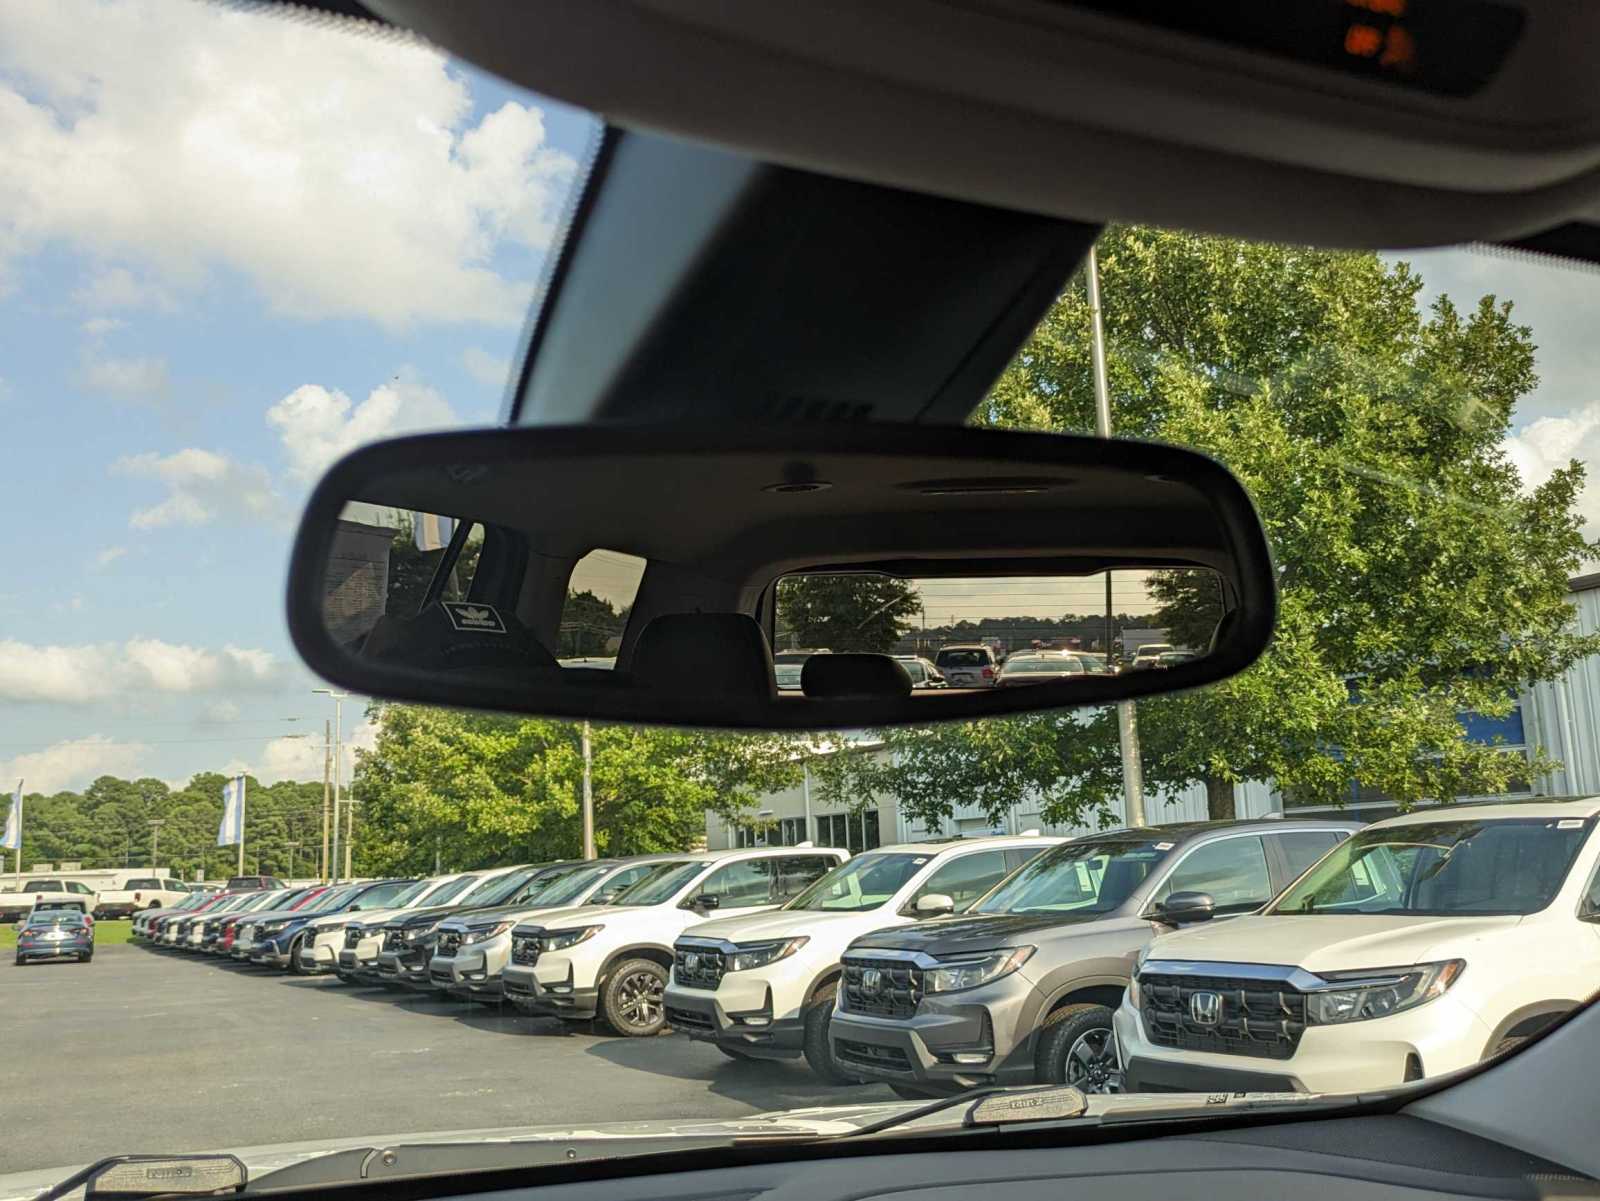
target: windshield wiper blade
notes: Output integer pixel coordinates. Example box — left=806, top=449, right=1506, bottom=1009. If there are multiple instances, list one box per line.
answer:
left=822, top=1085, right=1091, bottom=1140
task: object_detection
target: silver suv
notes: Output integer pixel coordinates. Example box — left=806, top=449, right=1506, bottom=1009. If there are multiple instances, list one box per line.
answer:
left=830, top=818, right=1359, bottom=1096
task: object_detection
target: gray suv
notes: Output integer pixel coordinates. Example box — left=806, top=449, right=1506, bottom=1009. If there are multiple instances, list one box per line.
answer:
left=830, top=818, right=1360, bottom=1097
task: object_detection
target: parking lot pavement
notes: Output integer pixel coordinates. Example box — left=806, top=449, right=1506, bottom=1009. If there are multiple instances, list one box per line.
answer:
left=4, top=946, right=897, bottom=1175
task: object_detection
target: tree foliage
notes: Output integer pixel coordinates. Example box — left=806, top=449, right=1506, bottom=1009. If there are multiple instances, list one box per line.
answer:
left=820, top=228, right=1600, bottom=827
left=776, top=574, right=922, bottom=652
left=349, top=704, right=810, bottom=874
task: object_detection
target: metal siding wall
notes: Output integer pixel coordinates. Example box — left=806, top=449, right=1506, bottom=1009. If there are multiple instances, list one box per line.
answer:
left=1526, top=586, right=1600, bottom=798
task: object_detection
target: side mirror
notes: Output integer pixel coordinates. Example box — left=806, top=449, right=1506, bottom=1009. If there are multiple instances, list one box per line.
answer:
left=914, top=893, right=956, bottom=917
left=1154, top=890, right=1215, bottom=925
left=1580, top=896, right=1600, bottom=923
left=695, top=894, right=720, bottom=911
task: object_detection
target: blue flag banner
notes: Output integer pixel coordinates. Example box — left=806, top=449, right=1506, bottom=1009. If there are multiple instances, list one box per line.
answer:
left=217, top=776, right=245, bottom=847
left=0, top=780, right=20, bottom=851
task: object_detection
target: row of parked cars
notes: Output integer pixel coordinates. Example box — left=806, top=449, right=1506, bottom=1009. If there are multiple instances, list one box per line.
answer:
left=131, top=797, right=1600, bottom=1098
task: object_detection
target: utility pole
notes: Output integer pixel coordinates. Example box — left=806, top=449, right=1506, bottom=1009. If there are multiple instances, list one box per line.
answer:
left=581, top=720, right=595, bottom=859
left=286, top=841, right=300, bottom=880
left=314, top=690, right=347, bottom=881
left=1087, top=245, right=1146, bottom=827
left=321, top=719, right=331, bottom=882
left=148, top=819, right=164, bottom=871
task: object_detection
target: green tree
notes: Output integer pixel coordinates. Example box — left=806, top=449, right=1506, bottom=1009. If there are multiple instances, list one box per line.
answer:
left=349, top=703, right=810, bottom=874
left=776, top=573, right=922, bottom=652
left=821, top=227, right=1599, bottom=826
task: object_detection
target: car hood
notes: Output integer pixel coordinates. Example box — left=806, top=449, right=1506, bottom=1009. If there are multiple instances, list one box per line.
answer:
left=0, top=1093, right=1331, bottom=1201
left=308, top=905, right=409, bottom=931
left=388, top=898, right=517, bottom=928
left=685, top=907, right=881, bottom=942
left=1148, top=913, right=1526, bottom=973
left=849, top=910, right=1122, bottom=955
left=513, top=902, right=643, bottom=929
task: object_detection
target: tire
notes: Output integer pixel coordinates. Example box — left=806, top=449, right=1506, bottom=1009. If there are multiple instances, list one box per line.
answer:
left=1035, top=1003, right=1121, bottom=1094
left=598, top=958, right=669, bottom=1036
left=801, top=981, right=859, bottom=1085
left=286, top=936, right=305, bottom=975
left=79, top=952, right=92, bottom=963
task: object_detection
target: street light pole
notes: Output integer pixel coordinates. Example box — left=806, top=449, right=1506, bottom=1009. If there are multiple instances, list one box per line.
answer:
left=581, top=721, right=595, bottom=859
left=1087, top=245, right=1147, bottom=827
left=313, top=690, right=348, bottom=882
left=148, top=819, right=164, bottom=871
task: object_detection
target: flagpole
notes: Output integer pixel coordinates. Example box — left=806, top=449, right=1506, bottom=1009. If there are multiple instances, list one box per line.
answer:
left=237, top=774, right=247, bottom=876
left=12, top=781, right=20, bottom=889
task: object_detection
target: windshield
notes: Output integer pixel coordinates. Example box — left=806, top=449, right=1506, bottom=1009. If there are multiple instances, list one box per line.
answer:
left=972, top=839, right=1174, bottom=915
left=14, top=0, right=1600, bottom=1181
left=27, top=911, right=87, bottom=927
left=611, top=861, right=702, bottom=905
left=1273, top=819, right=1593, bottom=916
left=786, top=853, right=925, bottom=911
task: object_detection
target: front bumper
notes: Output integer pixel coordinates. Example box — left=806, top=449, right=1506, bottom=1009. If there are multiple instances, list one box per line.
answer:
left=298, top=937, right=338, bottom=974
left=1112, top=993, right=1493, bottom=1094
left=249, top=937, right=296, bottom=968
left=664, top=983, right=803, bottom=1058
left=376, top=945, right=438, bottom=989
left=827, top=977, right=1040, bottom=1092
left=502, top=961, right=599, bottom=1020
left=429, top=939, right=513, bottom=999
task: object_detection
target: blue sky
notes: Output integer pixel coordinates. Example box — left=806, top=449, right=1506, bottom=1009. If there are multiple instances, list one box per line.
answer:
left=3, top=4, right=1599, bottom=797
left=0, top=0, right=597, bottom=791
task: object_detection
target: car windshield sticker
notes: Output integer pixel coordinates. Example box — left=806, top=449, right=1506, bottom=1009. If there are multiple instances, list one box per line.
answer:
left=1154, top=842, right=1175, bottom=850
left=1558, top=818, right=1584, bottom=829
left=441, top=601, right=508, bottom=635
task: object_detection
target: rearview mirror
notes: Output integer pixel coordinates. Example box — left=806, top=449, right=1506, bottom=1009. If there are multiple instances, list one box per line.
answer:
left=286, top=423, right=1274, bottom=729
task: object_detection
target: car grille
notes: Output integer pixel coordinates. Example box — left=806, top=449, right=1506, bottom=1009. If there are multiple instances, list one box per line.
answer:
left=1139, top=972, right=1308, bottom=1060
left=435, top=930, right=462, bottom=957
left=383, top=927, right=405, bottom=952
left=238, top=927, right=254, bottom=947
left=673, top=946, right=725, bottom=989
left=840, top=956, right=923, bottom=1018
left=665, top=1005, right=716, bottom=1032
left=511, top=934, right=541, bottom=966
left=344, top=926, right=363, bottom=950
left=834, top=1039, right=914, bottom=1073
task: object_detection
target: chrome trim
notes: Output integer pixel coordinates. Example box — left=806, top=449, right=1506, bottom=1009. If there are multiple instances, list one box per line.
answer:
left=1139, top=958, right=1328, bottom=992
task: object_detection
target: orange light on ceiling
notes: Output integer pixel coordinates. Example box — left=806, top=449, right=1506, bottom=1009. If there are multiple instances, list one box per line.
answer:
left=1381, top=24, right=1417, bottom=68
left=1347, top=0, right=1407, bottom=16
left=1344, top=23, right=1383, bottom=58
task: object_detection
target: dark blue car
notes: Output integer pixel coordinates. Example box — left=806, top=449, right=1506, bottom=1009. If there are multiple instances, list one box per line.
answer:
left=16, top=909, right=94, bottom=965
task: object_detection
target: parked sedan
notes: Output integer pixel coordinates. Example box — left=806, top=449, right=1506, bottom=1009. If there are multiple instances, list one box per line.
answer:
left=995, top=651, right=1086, bottom=687
left=15, top=910, right=94, bottom=965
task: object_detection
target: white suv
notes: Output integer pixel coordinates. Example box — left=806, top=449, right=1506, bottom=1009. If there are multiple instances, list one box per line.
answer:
left=295, top=872, right=477, bottom=974
left=665, top=834, right=1062, bottom=1081
left=502, top=846, right=847, bottom=1036
left=1115, top=798, right=1600, bottom=1094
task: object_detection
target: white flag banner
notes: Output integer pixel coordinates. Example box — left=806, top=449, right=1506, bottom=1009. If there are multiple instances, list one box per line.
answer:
left=217, top=776, right=246, bottom=847
left=412, top=511, right=454, bottom=552
left=0, top=780, right=20, bottom=851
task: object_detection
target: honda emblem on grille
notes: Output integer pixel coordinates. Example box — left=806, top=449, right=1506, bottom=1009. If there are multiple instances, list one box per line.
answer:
left=1190, top=991, right=1222, bottom=1026
left=683, top=952, right=700, bottom=972
left=862, top=968, right=883, bottom=994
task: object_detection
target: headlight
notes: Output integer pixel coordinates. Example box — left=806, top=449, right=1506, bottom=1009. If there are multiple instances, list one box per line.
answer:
left=257, top=920, right=291, bottom=936
left=1307, top=960, right=1465, bottom=1024
left=540, top=925, right=603, bottom=951
left=724, top=937, right=809, bottom=973
left=462, top=921, right=514, bottom=945
left=405, top=924, right=438, bottom=944
left=923, top=946, right=1035, bottom=994
left=1128, top=946, right=1152, bottom=1008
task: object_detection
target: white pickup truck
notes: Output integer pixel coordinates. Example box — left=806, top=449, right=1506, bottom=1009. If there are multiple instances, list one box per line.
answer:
left=91, top=876, right=189, bottom=919
left=0, top=879, right=100, bottom=923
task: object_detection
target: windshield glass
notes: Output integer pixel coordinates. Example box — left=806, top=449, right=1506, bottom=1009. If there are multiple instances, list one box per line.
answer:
left=972, top=839, right=1174, bottom=915
left=27, top=911, right=87, bottom=927
left=611, top=861, right=702, bottom=905
left=14, top=0, right=1600, bottom=1179
left=786, top=853, right=925, bottom=911
left=1273, top=819, right=1593, bottom=916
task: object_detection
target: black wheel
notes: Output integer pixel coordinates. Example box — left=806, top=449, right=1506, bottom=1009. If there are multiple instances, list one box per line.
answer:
left=1035, top=1003, right=1121, bottom=1094
left=79, top=952, right=92, bottom=963
left=598, top=958, right=668, bottom=1036
left=802, top=981, right=859, bottom=1084
left=286, top=936, right=305, bottom=974
left=889, top=1083, right=935, bottom=1101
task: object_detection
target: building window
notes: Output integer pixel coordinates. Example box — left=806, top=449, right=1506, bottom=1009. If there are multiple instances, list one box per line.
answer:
left=815, top=811, right=880, bottom=853
left=778, top=817, right=806, bottom=846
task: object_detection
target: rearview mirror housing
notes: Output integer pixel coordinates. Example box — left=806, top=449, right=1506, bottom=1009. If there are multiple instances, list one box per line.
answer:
left=1154, top=891, right=1216, bottom=925
left=285, top=423, right=1275, bottom=729
left=914, top=893, right=957, bottom=917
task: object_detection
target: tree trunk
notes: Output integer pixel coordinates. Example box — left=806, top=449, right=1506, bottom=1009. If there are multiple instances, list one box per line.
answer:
left=1204, top=773, right=1236, bottom=821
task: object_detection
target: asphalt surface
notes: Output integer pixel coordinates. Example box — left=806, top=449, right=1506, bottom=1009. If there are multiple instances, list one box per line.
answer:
left=5, top=944, right=897, bottom=1175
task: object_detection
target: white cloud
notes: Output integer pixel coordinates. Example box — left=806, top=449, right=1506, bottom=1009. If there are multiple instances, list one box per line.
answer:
left=1505, top=401, right=1600, bottom=530
left=113, top=447, right=281, bottom=529
left=0, top=2, right=579, bottom=326
left=73, top=267, right=175, bottom=313
left=0, top=735, right=150, bottom=793
left=462, top=346, right=510, bottom=388
left=81, top=315, right=125, bottom=337
left=94, top=545, right=128, bottom=568
left=0, top=637, right=283, bottom=704
left=82, top=352, right=169, bottom=398
left=266, top=373, right=459, bottom=482
left=248, top=714, right=374, bottom=785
